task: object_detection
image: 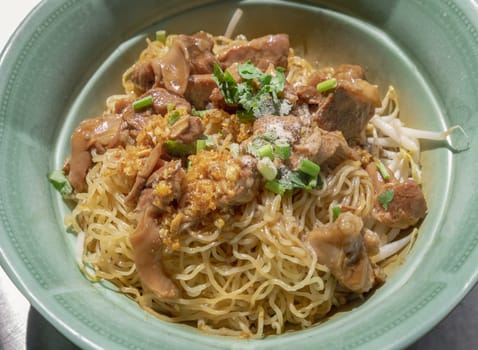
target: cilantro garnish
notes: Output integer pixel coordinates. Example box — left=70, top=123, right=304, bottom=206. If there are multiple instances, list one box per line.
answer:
left=212, top=61, right=291, bottom=120
left=277, top=167, right=322, bottom=192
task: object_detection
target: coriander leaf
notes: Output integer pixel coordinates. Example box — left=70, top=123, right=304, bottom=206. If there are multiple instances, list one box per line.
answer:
left=251, top=95, right=275, bottom=118
left=378, top=189, right=395, bottom=210
left=278, top=170, right=309, bottom=190
left=259, top=74, right=272, bottom=89
left=270, top=67, right=286, bottom=94
left=277, top=167, right=322, bottom=192
left=238, top=61, right=263, bottom=80
left=237, top=109, right=256, bottom=122
left=213, top=61, right=291, bottom=120
left=213, top=63, right=238, bottom=105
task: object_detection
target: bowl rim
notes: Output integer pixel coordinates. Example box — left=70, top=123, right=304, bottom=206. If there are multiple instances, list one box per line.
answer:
left=1, top=1, right=478, bottom=349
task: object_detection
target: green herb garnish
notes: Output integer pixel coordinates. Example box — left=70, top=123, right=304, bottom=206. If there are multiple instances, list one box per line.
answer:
left=48, top=170, right=73, bottom=196
left=376, top=162, right=390, bottom=181
left=212, top=63, right=239, bottom=105
left=378, top=189, right=395, bottom=210
left=316, top=78, right=337, bottom=93
left=274, top=141, right=291, bottom=160
left=167, top=111, right=180, bottom=126
left=332, top=206, right=341, bottom=221
left=228, top=143, right=240, bottom=156
left=164, top=140, right=195, bottom=157
left=265, top=180, right=286, bottom=195
left=156, top=30, right=166, bottom=43
left=257, top=157, right=278, bottom=181
left=278, top=168, right=321, bottom=192
left=299, top=159, right=321, bottom=178
left=212, top=61, right=291, bottom=120
left=191, top=108, right=210, bottom=118
left=196, top=139, right=207, bottom=153
left=133, top=95, right=153, bottom=111
left=257, top=144, right=274, bottom=160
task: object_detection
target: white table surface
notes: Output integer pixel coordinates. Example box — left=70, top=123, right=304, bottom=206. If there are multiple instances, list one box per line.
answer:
left=0, top=1, right=477, bottom=349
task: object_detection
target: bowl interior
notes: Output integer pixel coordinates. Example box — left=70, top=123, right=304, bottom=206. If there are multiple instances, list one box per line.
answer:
left=1, top=1, right=478, bottom=349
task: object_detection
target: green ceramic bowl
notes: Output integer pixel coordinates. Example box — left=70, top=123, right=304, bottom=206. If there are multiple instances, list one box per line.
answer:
left=1, top=0, right=477, bottom=349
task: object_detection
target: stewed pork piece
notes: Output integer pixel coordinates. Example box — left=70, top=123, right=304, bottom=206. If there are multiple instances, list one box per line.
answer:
left=308, top=212, right=383, bottom=293
left=217, top=34, right=290, bottom=71
left=130, top=31, right=217, bottom=95
left=289, top=127, right=359, bottom=170
left=298, top=64, right=381, bottom=142
left=129, top=188, right=180, bottom=299
left=251, top=114, right=358, bottom=171
left=252, top=114, right=302, bottom=144
left=130, top=61, right=158, bottom=94
left=366, top=161, right=427, bottom=229
left=67, top=87, right=193, bottom=194
left=66, top=114, right=126, bottom=193
left=184, top=74, right=217, bottom=110
left=169, top=115, right=205, bottom=144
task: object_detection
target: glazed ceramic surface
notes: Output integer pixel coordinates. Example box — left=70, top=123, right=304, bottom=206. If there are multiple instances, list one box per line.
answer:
left=0, top=1, right=477, bottom=349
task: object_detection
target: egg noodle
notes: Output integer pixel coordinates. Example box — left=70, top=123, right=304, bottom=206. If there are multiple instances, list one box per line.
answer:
left=63, top=33, right=434, bottom=338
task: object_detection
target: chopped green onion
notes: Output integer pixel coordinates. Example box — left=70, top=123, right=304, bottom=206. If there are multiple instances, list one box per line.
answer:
left=299, top=159, right=321, bottom=178
left=133, top=95, right=153, bottom=111
left=228, top=143, right=240, bottom=156
left=166, top=103, right=176, bottom=112
left=316, top=78, right=337, bottom=93
left=274, top=141, right=290, bottom=160
left=204, top=135, right=215, bottom=147
left=156, top=30, right=166, bottom=43
left=265, top=180, right=286, bottom=195
left=332, top=206, right=341, bottom=221
left=262, top=132, right=277, bottom=142
left=257, top=158, right=278, bottom=181
left=167, top=111, right=180, bottom=126
left=257, top=144, right=274, bottom=160
left=378, top=189, right=395, bottom=210
left=48, top=170, right=73, bottom=196
left=196, top=139, right=207, bottom=153
left=164, top=140, right=195, bottom=157
left=376, top=162, right=390, bottom=181
left=191, top=108, right=209, bottom=118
